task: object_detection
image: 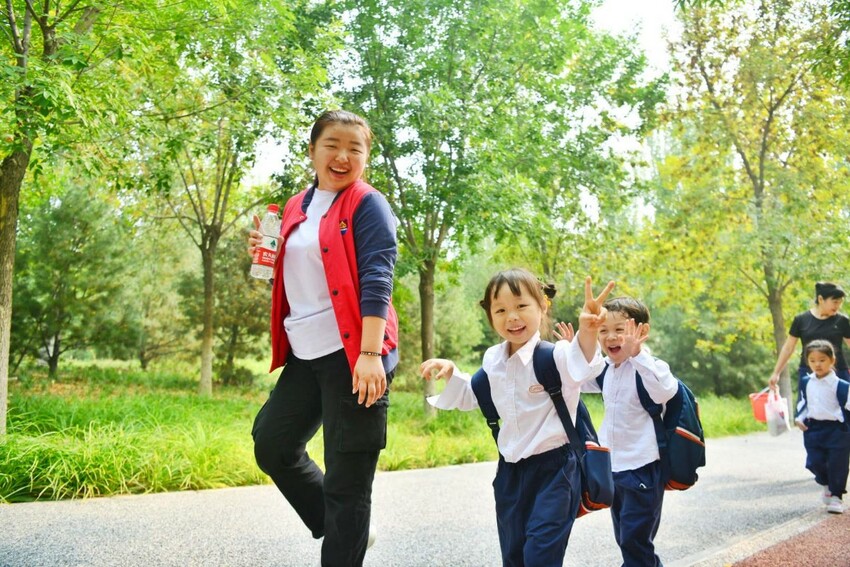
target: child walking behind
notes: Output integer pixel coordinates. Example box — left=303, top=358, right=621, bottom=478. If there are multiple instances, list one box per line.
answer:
left=793, top=339, right=850, bottom=514
left=563, top=297, right=678, bottom=567
left=420, top=269, right=614, bottom=567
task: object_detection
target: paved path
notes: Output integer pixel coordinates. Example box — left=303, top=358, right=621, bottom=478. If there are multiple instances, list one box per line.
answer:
left=0, top=431, right=829, bottom=566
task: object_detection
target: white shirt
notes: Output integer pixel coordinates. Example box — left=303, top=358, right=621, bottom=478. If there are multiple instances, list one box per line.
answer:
left=796, top=371, right=850, bottom=423
left=427, top=334, right=604, bottom=463
left=282, top=189, right=344, bottom=360
left=578, top=350, right=678, bottom=472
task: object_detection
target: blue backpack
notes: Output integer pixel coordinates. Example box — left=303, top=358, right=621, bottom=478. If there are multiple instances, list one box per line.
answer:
left=796, top=375, right=850, bottom=424
left=597, top=364, right=706, bottom=490
left=471, top=341, right=614, bottom=516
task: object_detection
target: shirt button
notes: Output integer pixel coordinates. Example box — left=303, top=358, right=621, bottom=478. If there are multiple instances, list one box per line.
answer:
left=322, top=247, right=328, bottom=253
left=332, top=290, right=338, bottom=295
left=343, top=332, right=350, bottom=339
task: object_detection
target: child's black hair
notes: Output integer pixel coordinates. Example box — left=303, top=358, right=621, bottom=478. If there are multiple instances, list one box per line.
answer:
left=805, top=339, right=836, bottom=361
left=603, top=296, right=650, bottom=326
left=479, top=268, right=555, bottom=337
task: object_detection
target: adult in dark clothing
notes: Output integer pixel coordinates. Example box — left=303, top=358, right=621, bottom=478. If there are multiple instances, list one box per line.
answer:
left=770, top=282, right=850, bottom=386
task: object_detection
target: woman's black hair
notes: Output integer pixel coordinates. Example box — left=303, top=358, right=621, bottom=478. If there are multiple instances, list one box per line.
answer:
left=309, top=110, right=373, bottom=188
left=815, top=282, right=846, bottom=302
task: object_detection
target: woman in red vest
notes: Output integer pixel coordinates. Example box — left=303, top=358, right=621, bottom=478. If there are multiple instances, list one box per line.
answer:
left=248, top=110, right=398, bottom=567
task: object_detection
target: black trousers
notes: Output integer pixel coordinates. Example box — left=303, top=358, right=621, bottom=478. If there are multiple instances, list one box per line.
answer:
left=252, top=349, right=391, bottom=567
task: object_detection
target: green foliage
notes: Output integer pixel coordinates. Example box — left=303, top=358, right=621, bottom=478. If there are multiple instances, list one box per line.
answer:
left=11, top=175, right=131, bottom=376
left=1, top=361, right=762, bottom=502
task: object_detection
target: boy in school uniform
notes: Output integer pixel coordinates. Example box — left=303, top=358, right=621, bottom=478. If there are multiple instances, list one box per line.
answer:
left=560, top=296, right=678, bottom=567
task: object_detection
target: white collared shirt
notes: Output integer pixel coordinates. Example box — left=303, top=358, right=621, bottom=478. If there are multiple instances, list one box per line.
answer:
left=427, top=333, right=604, bottom=463
left=283, top=188, right=343, bottom=359
left=797, top=371, right=850, bottom=423
left=578, top=350, right=678, bottom=472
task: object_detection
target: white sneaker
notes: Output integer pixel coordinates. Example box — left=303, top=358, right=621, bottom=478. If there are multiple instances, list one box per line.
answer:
left=822, top=486, right=832, bottom=505
left=827, top=495, right=844, bottom=514
left=367, top=524, right=377, bottom=550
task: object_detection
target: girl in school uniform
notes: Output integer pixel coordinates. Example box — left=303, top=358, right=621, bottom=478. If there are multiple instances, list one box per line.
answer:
left=794, top=339, right=850, bottom=514
left=420, top=269, right=614, bottom=567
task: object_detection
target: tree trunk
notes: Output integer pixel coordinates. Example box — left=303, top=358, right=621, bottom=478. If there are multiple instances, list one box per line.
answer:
left=47, top=334, right=60, bottom=379
left=0, top=146, right=32, bottom=435
left=419, top=260, right=437, bottom=417
left=199, top=247, right=216, bottom=396
left=766, top=280, right=791, bottom=402
left=222, top=325, right=238, bottom=386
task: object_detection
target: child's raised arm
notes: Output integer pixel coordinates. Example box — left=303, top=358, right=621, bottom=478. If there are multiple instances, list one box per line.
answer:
left=577, top=276, right=616, bottom=361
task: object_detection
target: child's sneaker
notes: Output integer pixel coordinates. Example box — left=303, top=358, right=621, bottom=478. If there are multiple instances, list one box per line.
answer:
left=827, top=496, right=844, bottom=514
left=822, top=486, right=832, bottom=505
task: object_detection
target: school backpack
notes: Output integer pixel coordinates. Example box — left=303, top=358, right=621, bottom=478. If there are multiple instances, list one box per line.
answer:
left=597, top=364, right=706, bottom=491
left=471, top=340, right=614, bottom=517
left=796, top=374, right=850, bottom=424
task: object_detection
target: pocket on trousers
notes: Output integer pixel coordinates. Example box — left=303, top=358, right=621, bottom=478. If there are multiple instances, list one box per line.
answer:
left=251, top=399, right=270, bottom=440
left=337, top=395, right=389, bottom=453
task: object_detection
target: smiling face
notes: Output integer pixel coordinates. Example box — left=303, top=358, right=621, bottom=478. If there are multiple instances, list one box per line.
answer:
left=308, top=123, right=370, bottom=192
left=597, top=310, right=632, bottom=366
left=489, top=282, right=546, bottom=356
left=807, top=349, right=836, bottom=379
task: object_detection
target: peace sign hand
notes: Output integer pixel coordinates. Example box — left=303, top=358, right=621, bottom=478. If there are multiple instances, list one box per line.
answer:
left=578, top=276, right=616, bottom=331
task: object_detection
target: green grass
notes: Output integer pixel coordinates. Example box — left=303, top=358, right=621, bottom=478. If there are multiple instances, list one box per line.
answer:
left=1, top=364, right=766, bottom=502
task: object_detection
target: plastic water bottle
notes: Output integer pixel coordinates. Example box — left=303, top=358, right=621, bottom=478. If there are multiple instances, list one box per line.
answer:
left=250, top=204, right=281, bottom=280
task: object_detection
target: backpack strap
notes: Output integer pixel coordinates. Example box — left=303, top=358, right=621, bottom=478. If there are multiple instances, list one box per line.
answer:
left=635, top=372, right=668, bottom=454
left=796, top=375, right=810, bottom=421
left=837, top=379, right=850, bottom=423
left=533, top=341, right=584, bottom=459
left=471, top=367, right=500, bottom=444
left=838, top=379, right=849, bottom=408
left=596, top=363, right=607, bottom=391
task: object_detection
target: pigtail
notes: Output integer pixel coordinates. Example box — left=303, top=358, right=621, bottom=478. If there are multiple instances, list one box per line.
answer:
left=540, top=281, right=556, bottom=301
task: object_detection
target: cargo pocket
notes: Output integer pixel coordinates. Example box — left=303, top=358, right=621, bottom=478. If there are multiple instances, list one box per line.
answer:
left=251, top=398, right=270, bottom=440
left=337, top=395, right=389, bottom=453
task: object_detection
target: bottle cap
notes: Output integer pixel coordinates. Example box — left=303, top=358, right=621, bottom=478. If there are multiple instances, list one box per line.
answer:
left=267, top=204, right=280, bottom=214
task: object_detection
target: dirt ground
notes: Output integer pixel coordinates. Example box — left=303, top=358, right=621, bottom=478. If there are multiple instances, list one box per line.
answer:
left=732, top=510, right=850, bottom=566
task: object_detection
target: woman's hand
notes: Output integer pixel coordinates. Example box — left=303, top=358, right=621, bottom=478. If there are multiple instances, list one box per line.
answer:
left=352, top=355, right=387, bottom=407
left=247, top=215, right=263, bottom=256
left=553, top=321, right=574, bottom=343
left=247, top=214, right=282, bottom=256
left=419, top=359, right=456, bottom=381
left=768, top=372, right=780, bottom=392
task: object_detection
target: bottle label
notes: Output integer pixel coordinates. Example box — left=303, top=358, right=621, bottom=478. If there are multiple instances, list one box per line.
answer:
left=253, top=235, right=278, bottom=268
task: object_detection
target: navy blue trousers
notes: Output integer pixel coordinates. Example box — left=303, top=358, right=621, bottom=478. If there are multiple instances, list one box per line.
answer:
left=611, top=460, right=665, bottom=567
left=252, top=350, right=391, bottom=567
left=493, top=445, right=580, bottom=567
left=803, top=419, right=850, bottom=498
